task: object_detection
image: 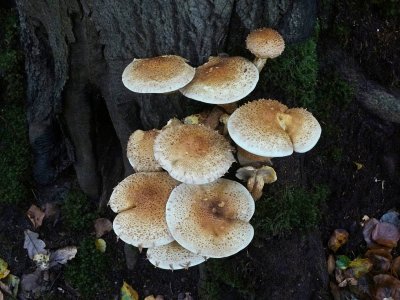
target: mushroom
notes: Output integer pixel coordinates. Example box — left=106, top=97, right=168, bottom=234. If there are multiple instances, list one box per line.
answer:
left=166, top=179, right=255, bottom=258
left=236, top=166, right=277, bottom=200
left=110, top=172, right=179, bottom=249
left=122, top=55, right=195, bottom=93
left=227, top=99, right=321, bottom=157
left=153, top=124, right=235, bottom=184
left=180, top=56, right=259, bottom=104
left=147, top=241, right=206, bottom=270
left=236, top=146, right=272, bottom=167
left=246, top=28, right=285, bottom=72
left=127, top=129, right=162, bottom=172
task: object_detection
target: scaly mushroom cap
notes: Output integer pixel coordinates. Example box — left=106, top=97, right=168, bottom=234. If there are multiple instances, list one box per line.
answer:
left=127, top=129, right=162, bottom=172
left=147, top=241, right=206, bottom=270
left=166, top=179, right=255, bottom=258
left=110, top=172, right=179, bottom=248
left=154, top=124, right=235, bottom=184
left=180, top=56, right=259, bottom=104
left=122, top=55, right=195, bottom=93
left=246, top=28, right=285, bottom=59
left=227, top=99, right=293, bottom=157
left=285, top=108, right=322, bottom=153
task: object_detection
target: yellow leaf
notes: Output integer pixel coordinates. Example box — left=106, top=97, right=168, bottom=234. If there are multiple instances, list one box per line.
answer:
left=353, top=161, right=363, bottom=170
left=95, top=239, right=106, bottom=253
left=121, top=281, right=139, bottom=300
left=0, top=258, right=10, bottom=280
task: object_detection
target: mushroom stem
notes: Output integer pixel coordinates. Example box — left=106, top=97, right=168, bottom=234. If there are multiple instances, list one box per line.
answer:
left=253, top=57, right=268, bottom=72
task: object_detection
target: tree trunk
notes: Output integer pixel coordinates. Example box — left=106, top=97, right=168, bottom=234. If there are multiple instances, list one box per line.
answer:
left=16, top=0, right=316, bottom=202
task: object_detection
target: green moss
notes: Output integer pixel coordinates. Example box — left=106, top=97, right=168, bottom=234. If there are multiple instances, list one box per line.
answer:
left=260, top=36, right=318, bottom=109
left=0, top=8, right=30, bottom=206
left=62, top=189, right=98, bottom=231
left=64, top=237, right=112, bottom=299
left=253, top=185, right=330, bottom=237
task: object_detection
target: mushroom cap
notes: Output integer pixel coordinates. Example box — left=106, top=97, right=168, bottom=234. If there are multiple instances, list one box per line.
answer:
left=227, top=99, right=293, bottom=157
left=122, top=55, right=195, bottom=93
left=110, top=172, right=179, bottom=248
left=180, top=56, right=259, bottom=104
left=285, top=108, right=322, bottom=153
left=154, top=124, right=235, bottom=184
left=246, top=28, right=285, bottom=59
left=166, top=179, right=255, bottom=258
left=127, top=129, right=162, bottom=172
left=147, top=241, right=206, bottom=270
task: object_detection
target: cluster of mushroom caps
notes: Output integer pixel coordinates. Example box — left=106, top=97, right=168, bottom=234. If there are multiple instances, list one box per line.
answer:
left=109, top=28, right=322, bottom=270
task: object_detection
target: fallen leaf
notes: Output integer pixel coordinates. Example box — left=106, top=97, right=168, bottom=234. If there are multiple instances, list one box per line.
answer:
left=43, top=202, right=60, bottom=219
left=0, top=290, right=3, bottom=300
left=374, top=274, right=400, bottom=300
left=20, top=269, right=42, bottom=296
left=392, top=256, right=400, bottom=278
left=0, top=281, right=11, bottom=296
left=353, top=161, right=364, bottom=170
left=33, top=253, right=50, bottom=270
left=95, top=239, right=106, bottom=253
left=94, top=218, right=113, bottom=238
left=328, top=229, right=349, bottom=252
left=336, top=255, right=351, bottom=270
left=144, top=296, right=156, bottom=300
left=24, top=230, right=47, bottom=259
left=365, top=251, right=391, bottom=274
left=349, top=258, right=373, bottom=278
left=49, top=246, right=77, bottom=268
left=120, top=281, right=139, bottom=300
left=371, top=222, right=400, bottom=248
left=362, top=218, right=380, bottom=247
left=380, top=211, right=400, bottom=229
left=5, top=274, right=20, bottom=297
left=26, top=205, right=45, bottom=229
left=0, top=258, right=10, bottom=279
left=327, top=255, right=336, bottom=274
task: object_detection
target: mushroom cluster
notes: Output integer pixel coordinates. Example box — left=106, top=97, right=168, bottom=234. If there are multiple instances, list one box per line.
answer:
left=110, top=27, right=322, bottom=269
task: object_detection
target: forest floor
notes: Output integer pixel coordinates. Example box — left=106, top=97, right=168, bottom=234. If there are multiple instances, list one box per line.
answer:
left=1, top=1, right=400, bottom=300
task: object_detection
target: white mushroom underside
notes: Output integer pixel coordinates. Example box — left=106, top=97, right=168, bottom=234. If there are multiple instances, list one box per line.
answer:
left=147, top=241, right=206, bottom=270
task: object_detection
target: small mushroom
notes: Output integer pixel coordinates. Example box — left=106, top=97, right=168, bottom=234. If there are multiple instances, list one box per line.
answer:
left=127, top=129, right=162, bottom=172
left=110, top=172, right=179, bottom=249
left=246, top=28, right=285, bottom=72
left=180, top=56, right=259, bottom=104
left=154, top=124, right=235, bottom=184
left=122, top=55, right=195, bottom=93
left=235, top=166, right=277, bottom=200
left=166, top=179, right=255, bottom=258
left=147, top=241, right=206, bottom=270
left=236, top=146, right=272, bottom=167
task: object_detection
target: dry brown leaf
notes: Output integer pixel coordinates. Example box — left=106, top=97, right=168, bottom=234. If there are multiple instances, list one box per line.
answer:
left=94, top=218, right=113, bottom=238
left=328, top=229, right=349, bottom=252
left=391, top=256, right=400, bottom=278
left=373, top=274, right=400, bottom=299
left=26, top=205, right=45, bottom=229
left=327, top=255, right=336, bottom=274
left=371, top=222, right=400, bottom=248
left=43, top=202, right=60, bottom=219
left=363, top=218, right=380, bottom=248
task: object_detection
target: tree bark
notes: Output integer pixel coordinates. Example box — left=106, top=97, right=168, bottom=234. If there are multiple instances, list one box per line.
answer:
left=16, top=0, right=316, bottom=202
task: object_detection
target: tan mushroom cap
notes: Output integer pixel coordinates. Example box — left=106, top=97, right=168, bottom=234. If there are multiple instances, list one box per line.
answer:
left=127, top=129, right=162, bottom=172
left=285, top=108, right=322, bottom=153
left=228, top=99, right=293, bottom=157
left=166, top=179, right=255, bottom=258
left=154, top=124, right=235, bottom=184
left=180, top=56, right=259, bottom=104
left=111, top=172, right=179, bottom=248
left=246, top=28, right=285, bottom=59
left=147, top=241, right=206, bottom=270
left=122, top=55, right=195, bottom=93
left=228, top=99, right=321, bottom=157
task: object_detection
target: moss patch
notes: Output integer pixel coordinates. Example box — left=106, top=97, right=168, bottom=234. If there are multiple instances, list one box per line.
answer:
left=64, top=237, right=113, bottom=299
left=0, top=8, right=30, bottom=206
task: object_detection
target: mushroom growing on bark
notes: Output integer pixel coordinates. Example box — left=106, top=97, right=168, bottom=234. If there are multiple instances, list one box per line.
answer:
left=127, top=129, right=162, bottom=172
left=166, top=179, right=255, bottom=258
left=246, top=28, right=285, bottom=72
left=236, top=166, right=277, bottom=200
left=147, top=241, right=206, bottom=270
left=110, top=172, right=179, bottom=250
left=122, top=55, right=195, bottom=93
left=180, top=56, right=259, bottom=104
left=154, top=124, right=235, bottom=184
